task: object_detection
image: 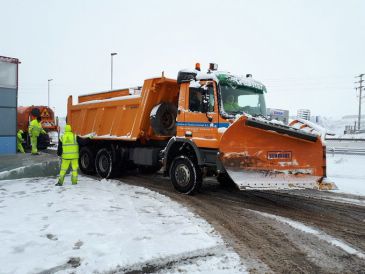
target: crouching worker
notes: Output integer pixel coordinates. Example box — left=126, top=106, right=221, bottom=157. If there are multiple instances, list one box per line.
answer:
left=56, top=124, right=79, bottom=186
left=17, top=130, right=25, bottom=153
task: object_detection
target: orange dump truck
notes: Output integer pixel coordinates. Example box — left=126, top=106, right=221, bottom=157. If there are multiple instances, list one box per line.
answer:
left=67, top=64, right=336, bottom=194
left=17, top=106, right=59, bottom=149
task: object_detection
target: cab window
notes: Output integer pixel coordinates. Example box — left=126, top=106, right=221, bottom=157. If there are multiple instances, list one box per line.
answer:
left=189, top=84, right=214, bottom=112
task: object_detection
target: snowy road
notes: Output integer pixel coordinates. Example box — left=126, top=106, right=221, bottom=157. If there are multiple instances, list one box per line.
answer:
left=0, top=177, right=244, bottom=274
left=118, top=154, right=365, bottom=273
left=0, top=153, right=364, bottom=273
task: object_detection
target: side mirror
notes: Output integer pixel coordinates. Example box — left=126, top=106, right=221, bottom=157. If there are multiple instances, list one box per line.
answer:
left=201, top=91, right=210, bottom=113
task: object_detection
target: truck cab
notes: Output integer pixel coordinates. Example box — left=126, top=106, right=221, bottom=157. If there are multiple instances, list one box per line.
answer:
left=175, top=65, right=267, bottom=150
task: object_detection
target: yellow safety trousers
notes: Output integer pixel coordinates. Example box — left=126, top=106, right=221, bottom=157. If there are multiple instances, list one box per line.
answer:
left=58, top=159, right=79, bottom=185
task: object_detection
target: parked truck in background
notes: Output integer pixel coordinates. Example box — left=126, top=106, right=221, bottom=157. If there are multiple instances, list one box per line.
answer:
left=17, top=106, right=59, bottom=150
left=67, top=63, right=336, bottom=194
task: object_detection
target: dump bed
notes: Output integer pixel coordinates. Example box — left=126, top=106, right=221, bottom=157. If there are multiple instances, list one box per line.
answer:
left=67, top=77, right=179, bottom=142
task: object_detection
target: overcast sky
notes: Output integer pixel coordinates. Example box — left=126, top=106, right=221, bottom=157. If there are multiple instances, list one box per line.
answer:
left=1, top=0, right=364, bottom=117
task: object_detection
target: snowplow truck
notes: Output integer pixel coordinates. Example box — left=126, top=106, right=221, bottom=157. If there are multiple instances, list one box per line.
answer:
left=67, top=64, right=336, bottom=194
left=17, top=106, right=59, bottom=150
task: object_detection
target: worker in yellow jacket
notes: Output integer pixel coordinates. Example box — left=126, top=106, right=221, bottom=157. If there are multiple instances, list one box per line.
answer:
left=56, top=124, right=79, bottom=186
left=28, top=116, right=46, bottom=155
left=17, top=130, right=25, bottom=153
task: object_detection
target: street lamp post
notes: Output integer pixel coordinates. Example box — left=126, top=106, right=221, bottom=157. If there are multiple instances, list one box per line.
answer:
left=111, top=52, right=117, bottom=90
left=48, top=79, right=53, bottom=107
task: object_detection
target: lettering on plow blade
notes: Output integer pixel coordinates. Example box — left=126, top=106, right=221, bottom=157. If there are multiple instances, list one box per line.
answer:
left=267, top=151, right=292, bottom=160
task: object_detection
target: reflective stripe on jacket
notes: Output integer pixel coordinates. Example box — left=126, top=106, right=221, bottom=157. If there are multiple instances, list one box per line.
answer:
left=61, top=132, right=79, bottom=159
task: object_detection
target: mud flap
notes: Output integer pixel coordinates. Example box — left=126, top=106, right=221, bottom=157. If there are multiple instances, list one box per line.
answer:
left=219, top=116, right=337, bottom=191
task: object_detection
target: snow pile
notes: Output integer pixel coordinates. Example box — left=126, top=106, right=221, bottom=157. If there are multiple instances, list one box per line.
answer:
left=0, top=176, right=244, bottom=274
left=327, top=154, right=365, bottom=196
left=0, top=160, right=60, bottom=181
left=315, top=116, right=365, bottom=138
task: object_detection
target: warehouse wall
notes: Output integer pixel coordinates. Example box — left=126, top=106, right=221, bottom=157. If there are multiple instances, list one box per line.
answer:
left=0, top=57, right=18, bottom=155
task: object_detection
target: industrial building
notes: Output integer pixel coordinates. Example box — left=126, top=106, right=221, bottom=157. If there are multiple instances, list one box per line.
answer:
left=267, top=108, right=289, bottom=124
left=297, top=109, right=311, bottom=121
left=0, top=56, right=20, bottom=155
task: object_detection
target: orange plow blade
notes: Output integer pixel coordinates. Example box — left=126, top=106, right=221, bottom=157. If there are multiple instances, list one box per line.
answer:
left=219, top=116, right=337, bottom=190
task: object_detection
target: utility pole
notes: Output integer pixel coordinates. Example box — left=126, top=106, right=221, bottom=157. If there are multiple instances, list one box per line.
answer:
left=111, top=52, right=117, bottom=90
left=48, top=79, right=53, bottom=107
left=355, top=74, right=364, bottom=131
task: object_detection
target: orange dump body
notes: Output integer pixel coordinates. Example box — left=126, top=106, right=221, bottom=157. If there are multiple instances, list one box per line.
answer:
left=68, top=77, right=179, bottom=142
left=17, top=106, right=59, bottom=133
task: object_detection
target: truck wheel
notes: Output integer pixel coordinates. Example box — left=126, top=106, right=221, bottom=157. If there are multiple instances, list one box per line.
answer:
left=95, top=148, right=114, bottom=179
left=217, top=173, right=236, bottom=189
left=170, top=156, right=202, bottom=194
left=150, top=103, right=177, bottom=136
left=79, top=147, right=95, bottom=175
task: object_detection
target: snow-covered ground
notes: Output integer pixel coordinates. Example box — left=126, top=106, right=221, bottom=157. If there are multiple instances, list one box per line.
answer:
left=314, top=115, right=365, bottom=138
left=0, top=176, right=244, bottom=274
left=327, top=154, right=365, bottom=196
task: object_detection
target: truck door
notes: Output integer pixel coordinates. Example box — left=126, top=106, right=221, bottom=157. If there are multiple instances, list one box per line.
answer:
left=180, top=81, right=219, bottom=148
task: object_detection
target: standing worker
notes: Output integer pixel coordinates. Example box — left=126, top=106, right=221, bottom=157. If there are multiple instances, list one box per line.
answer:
left=17, top=130, right=25, bottom=153
left=29, top=116, right=46, bottom=155
left=56, top=124, right=79, bottom=186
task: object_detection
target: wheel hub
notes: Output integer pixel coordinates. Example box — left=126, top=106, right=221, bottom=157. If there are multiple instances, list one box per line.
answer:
left=175, top=164, right=191, bottom=187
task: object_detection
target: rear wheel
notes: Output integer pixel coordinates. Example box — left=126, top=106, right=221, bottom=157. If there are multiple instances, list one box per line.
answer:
left=79, top=147, right=95, bottom=175
left=170, top=156, right=202, bottom=194
left=95, top=148, right=114, bottom=178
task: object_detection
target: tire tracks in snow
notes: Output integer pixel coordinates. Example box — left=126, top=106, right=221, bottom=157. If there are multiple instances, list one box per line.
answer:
left=118, top=174, right=365, bottom=273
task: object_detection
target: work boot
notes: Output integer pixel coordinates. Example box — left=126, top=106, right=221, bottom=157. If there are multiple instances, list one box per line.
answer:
left=72, top=182, right=77, bottom=185
left=31, top=152, right=40, bottom=155
left=55, top=181, right=63, bottom=186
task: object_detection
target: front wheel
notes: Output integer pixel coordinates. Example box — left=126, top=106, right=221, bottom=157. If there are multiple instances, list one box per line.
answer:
left=170, top=156, right=202, bottom=195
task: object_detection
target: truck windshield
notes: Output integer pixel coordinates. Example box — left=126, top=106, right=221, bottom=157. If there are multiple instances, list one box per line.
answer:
left=220, top=85, right=266, bottom=116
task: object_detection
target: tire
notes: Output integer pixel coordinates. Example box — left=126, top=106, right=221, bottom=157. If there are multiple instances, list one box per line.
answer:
left=37, top=134, right=50, bottom=150
left=79, top=147, right=96, bottom=175
left=150, top=103, right=177, bottom=136
left=95, top=148, right=114, bottom=179
left=170, top=156, right=202, bottom=194
left=217, top=172, right=237, bottom=188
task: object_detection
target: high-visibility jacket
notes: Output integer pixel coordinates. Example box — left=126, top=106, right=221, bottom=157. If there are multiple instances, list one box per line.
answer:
left=29, top=119, right=45, bottom=137
left=60, top=131, right=79, bottom=160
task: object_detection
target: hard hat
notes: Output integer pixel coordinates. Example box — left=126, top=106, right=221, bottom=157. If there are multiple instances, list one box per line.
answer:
left=65, top=124, right=72, bottom=132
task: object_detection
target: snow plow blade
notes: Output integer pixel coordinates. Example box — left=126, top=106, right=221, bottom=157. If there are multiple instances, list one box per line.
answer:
left=219, top=116, right=337, bottom=191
